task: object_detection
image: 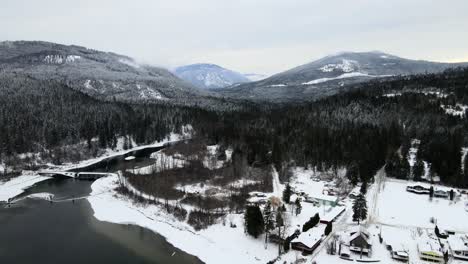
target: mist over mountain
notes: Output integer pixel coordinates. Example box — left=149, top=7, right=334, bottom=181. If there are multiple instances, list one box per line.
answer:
left=0, top=41, right=205, bottom=102
left=242, top=73, right=268, bottom=82
left=174, top=63, right=251, bottom=89
left=217, top=51, right=468, bottom=102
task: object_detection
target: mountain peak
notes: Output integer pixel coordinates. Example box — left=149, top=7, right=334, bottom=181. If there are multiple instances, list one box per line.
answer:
left=174, top=63, right=251, bottom=89
left=218, top=51, right=468, bottom=102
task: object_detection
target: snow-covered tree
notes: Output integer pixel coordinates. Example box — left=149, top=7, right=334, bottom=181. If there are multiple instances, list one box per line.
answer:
left=352, top=193, right=368, bottom=224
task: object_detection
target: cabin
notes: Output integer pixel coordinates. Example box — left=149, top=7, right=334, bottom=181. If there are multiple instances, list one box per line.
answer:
left=448, top=235, right=468, bottom=261
left=291, top=227, right=324, bottom=255
left=347, top=227, right=372, bottom=254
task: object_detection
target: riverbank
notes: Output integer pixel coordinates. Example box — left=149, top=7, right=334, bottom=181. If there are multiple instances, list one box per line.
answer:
left=0, top=131, right=188, bottom=203
left=48, top=131, right=187, bottom=172
left=0, top=173, right=50, bottom=202
left=88, top=174, right=280, bottom=264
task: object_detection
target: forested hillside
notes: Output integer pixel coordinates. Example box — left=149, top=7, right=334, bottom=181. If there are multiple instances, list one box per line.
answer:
left=1, top=68, right=467, bottom=187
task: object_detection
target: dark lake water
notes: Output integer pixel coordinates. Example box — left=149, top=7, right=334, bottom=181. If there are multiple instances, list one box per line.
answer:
left=0, top=148, right=203, bottom=264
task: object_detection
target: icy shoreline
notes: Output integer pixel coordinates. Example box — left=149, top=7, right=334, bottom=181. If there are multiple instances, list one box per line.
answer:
left=88, top=175, right=280, bottom=264
left=0, top=132, right=187, bottom=203
left=0, top=174, right=50, bottom=202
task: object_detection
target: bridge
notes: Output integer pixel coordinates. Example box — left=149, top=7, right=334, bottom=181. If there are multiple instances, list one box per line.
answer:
left=38, top=171, right=112, bottom=180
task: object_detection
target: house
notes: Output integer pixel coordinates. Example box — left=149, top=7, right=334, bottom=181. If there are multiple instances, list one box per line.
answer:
left=291, top=227, right=324, bottom=255
left=347, top=227, right=372, bottom=254
left=417, top=238, right=444, bottom=263
left=310, top=193, right=340, bottom=207
left=448, top=235, right=468, bottom=260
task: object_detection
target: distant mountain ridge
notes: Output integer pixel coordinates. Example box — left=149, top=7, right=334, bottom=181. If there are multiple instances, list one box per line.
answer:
left=217, top=51, right=468, bottom=102
left=174, top=63, right=251, bottom=89
left=0, top=41, right=204, bottom=102
left=243, top=73, right=268, bottom=82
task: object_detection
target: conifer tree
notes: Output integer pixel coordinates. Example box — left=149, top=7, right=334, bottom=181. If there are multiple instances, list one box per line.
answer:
left=295, top=198, right=302, bottom=216
left=282, top=184, right=292, bottom=203
left=324, top=221, right=333, bottom=236
left=352, top=193, right=368, bottom=224
left=244, top=205, right=264, bottom=238
left=413, top=159, right=424, bottom=181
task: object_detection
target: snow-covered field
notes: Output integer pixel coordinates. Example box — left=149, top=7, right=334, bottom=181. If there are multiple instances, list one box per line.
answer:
left=369, top=179, right=468, bottom=232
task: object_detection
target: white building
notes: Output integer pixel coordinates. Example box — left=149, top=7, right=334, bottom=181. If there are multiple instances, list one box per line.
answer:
left=448, top=235, right=468, bottom=260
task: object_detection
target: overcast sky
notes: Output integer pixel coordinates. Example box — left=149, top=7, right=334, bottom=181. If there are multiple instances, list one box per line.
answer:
left=2, top=0, right=468, bottom=75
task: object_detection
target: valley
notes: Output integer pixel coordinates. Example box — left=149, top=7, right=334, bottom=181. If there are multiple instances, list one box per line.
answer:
left=1, top=40, right=468, bottom=264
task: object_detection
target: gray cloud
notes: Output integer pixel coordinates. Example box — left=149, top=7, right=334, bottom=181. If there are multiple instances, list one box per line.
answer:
left=1, top=0, right=468, bottom=74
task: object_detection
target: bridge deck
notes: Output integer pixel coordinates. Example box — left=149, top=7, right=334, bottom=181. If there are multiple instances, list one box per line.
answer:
left=38, top=171, right=113, bottom=180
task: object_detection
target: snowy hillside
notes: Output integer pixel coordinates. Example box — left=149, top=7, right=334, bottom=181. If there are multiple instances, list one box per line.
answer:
left=174, top=63, right=251, bottom=89
left=0, top=41, right=204, bottom=102
left=218, top=51, right=468, bottom=102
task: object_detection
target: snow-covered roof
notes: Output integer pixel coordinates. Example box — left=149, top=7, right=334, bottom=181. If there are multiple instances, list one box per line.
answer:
left=309, top=193, right=339, bottom=203
left=321, top=206, right=345, bottom=222
left=418, top=238, right=443, bottom=255
left=349, top=231, right=370, bottom=244
left=291, top=225, right=325, bottom=247
left=448, top=236, right=468, bottom=251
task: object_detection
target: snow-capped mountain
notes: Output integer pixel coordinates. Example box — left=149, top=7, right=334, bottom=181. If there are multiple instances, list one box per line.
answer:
left=174, top=63, right=251, bottom=89
left=218, top=51, right=468, bottom=102
left=0, top=41, right=204, bottom=102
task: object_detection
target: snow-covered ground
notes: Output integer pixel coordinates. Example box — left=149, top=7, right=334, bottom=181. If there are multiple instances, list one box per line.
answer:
left=302, top=72, right=391, bottom=85
left=89, top=172, right=348, bottom=264
left=368, top=179, right=468, bottom=232
left=0, top=174, right=50, bottom=202
left=130, top=151, right=187, bottom=174
left=441, top=104, right=468, bottom=117
left=88, top=161, right=468, bottom=264
left=89, top=175, right=283, bottom=264
left=319, top=59, right=357, bottom=73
